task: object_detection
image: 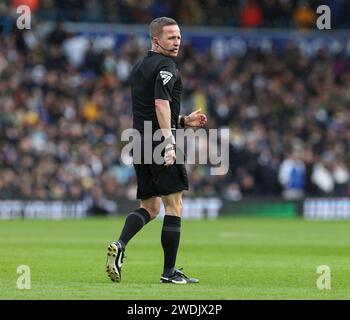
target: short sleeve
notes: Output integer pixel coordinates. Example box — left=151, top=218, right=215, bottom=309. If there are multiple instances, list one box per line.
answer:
left=154, top=61, right=177, bottom=101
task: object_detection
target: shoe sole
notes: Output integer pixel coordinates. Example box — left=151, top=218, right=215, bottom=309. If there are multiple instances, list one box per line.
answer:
left=160, top=277, right=197, bottom=284
left=106, top=243, right=121, bottom=283
left=160, top=279, right=187, bottom=284
left=160, top=275, right=199, bottom=284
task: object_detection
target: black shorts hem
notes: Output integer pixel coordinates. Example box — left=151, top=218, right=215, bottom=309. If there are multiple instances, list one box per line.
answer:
left=136, top=186, right=188, bottom=200
left=134, top=163, right=189, bottom=200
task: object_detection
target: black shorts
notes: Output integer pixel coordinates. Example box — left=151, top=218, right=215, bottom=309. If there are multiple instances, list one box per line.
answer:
left=133, top=163, right=189, bottom=199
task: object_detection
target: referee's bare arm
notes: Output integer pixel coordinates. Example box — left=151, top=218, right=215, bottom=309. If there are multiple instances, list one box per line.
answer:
left=155, top=98, right=176, bottom=166
left=155, top=98, right=173, bottom=139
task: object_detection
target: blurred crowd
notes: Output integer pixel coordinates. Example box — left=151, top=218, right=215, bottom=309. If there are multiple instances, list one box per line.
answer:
left=1, top=0, right=350, bottom=29
left=1, top=18, right=350, bottom=208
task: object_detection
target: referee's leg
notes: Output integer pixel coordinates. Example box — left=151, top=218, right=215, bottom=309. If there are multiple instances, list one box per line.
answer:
left=161, top=191, right=183, bottom=276
left=106, top=197, right=160, bottom=282
left=118, top=196, right=160, bottom=249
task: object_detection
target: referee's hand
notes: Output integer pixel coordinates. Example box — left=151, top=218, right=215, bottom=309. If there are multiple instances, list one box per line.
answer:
left=164, top=144, right=176, bottom=166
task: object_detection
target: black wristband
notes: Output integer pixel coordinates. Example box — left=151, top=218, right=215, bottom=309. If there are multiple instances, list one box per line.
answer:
left=179, top=115, right=186, bottom=128
left=164, top=135, right=175, bottom=145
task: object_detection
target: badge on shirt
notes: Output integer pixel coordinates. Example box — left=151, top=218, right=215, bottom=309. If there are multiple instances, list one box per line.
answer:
left=159, top=70, right=173, bottom=85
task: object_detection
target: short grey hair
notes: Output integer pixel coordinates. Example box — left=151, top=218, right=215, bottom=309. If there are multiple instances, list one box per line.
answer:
left=149, top=17, right=178, bottom=38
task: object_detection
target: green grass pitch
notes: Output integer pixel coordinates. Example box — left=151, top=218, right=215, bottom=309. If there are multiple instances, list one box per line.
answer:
left=1, top=216, right=349, bottom=300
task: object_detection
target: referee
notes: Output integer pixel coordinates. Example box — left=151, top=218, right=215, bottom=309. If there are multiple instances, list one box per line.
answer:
left=106, top=17, right=207, bottom=284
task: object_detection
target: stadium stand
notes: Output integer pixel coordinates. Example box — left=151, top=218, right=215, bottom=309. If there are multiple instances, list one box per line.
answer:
left=1, top=0, right=350, bottom=208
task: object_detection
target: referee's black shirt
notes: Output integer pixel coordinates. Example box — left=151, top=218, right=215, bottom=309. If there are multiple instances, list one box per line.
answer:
left=130, top=50, right=182, bottom=134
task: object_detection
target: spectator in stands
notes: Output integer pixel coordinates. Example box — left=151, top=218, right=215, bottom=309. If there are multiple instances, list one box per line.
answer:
left=1, top=0, right=349, bottom=29
left=278, top=150, right=306, bottom=200
left=47, top=19, right=68, bottom=47
left=240, top=0, right=263, bottom=28
left=293, top=0, right=316, bottom=29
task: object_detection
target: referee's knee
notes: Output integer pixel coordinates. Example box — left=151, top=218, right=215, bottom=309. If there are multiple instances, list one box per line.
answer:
left=164, top=204, right=183, bottom=217
left=141, top=205, right=160, bottom=220
left=162, top=194, right=183, bottom=217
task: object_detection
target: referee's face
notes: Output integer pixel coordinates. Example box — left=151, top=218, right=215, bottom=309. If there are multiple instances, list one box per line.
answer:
left=156, top=25, right=181, bottom=57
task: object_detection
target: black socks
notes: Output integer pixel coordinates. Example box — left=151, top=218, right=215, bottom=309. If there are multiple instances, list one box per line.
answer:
left=118, top=208, right=151, bottom=249
left=161, top=215, right=181, bottom=276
